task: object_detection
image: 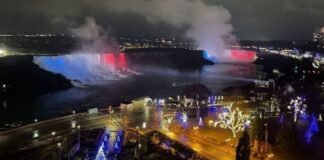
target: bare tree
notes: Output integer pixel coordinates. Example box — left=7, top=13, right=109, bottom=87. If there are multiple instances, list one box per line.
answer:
left=214, top=104, right=251, bottom=137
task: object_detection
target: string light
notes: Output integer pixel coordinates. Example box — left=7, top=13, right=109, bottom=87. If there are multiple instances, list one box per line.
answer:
left=214, top=104, right=250, bottom=137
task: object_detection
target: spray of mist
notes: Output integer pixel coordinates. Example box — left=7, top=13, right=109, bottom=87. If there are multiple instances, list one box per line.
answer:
left=70, top=17, right=118, bottom=54
left=105, top=0, right=235, bottom=62
left=33, top=17, right=131, bottom=85
left=33, top=1, right=253, bottom=85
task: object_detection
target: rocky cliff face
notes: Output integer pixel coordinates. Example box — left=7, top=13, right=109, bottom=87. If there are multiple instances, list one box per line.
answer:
left=125, top=48, right=214, bottom=70
left=0, top=55, right=72, bottom=96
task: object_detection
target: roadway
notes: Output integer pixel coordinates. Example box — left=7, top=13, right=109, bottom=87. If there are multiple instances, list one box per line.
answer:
left=0, top=106, right=235, bottom=160
left=156, top=126, right=234, bottom=160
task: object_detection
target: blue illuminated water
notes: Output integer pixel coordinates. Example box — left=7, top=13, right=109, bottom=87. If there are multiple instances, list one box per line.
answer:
left=33, top=54, right=126, bottom=85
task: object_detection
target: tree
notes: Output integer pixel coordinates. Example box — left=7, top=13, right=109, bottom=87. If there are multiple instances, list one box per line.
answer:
left=287, top=96, right=307, bottom=123
left=236, top=130, right=251, bottom=160
left=214, top=105, right=251, bottom=137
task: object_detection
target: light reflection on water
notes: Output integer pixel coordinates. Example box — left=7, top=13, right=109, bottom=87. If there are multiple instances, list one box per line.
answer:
left=0, top=63, right=257, bottom=125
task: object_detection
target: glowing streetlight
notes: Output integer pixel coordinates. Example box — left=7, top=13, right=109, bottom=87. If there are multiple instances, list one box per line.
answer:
left=318, top=114, right=323, bottom=122
left=198, top=117, right=203, bottom=126
left=33, top=119, right=38, bottom=137
left=208, top=120, right=214, bottom=126
left=57, top=142, right=61, bottom=147
left=268, top=153, right=274, bottom=160
left=51, top=131, right=56, bottom=136
left=182, top=112, right=187, bottom=123
left=0, top=48, right=5, bottom=57
left=168, top=117, right=172, bottom=124
left=33, top=130, right=39, bottom=138
left=142, top=122, right=146, bottom=129
left=71, top=121, right=76, bottom=128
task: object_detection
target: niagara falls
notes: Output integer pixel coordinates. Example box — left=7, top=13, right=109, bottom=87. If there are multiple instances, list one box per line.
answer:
left=33, top=53, right=132, bottom=85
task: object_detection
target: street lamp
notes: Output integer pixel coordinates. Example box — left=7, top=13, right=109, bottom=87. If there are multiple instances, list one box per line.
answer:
left=142, top=122, right=146, bottom=129
left=71, top=120, right=76, bottom=128
left=57, top=142, right=61, bottom=147
left=33, top=119, right=38, bottom=138
left=51, top=131, right=56, bottom=142
left=208, top=120, right=214, bottom=127
left=168, top=117, right=171, bottom=124
left=34, top=119, right=38, bottom=130
left=56, top=142, right=62, bottom=159
left=33, top=130, right=39, bottom=138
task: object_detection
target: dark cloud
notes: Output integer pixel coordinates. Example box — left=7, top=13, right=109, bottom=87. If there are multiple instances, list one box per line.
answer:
left=207, top=0, right=324, bottom=40
left=0, top=0, right=322, bottom=40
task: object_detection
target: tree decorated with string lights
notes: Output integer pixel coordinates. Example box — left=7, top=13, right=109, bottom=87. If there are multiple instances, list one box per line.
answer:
left=287, top=96, right=307, bottom=123
left=214, top=104, right=251, bottom=138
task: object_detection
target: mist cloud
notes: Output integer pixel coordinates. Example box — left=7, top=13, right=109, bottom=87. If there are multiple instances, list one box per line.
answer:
left=68, top=17, right=118, bottom=54
left=33, top=18, right=129, bottom=85
left=104, top=0, right=235, bottom=60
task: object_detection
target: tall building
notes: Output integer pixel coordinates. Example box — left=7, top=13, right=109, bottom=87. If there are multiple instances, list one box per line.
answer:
left=313, top=27, right=324, bottom=44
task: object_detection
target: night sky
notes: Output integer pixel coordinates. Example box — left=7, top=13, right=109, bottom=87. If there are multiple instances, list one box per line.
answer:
left=0, top=0, right=323, bottom=40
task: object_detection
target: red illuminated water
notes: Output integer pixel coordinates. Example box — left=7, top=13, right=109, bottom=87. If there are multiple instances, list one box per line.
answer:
left=230, top=49, right=256, bottom=62
left=101, top=52, right=127, bottom=69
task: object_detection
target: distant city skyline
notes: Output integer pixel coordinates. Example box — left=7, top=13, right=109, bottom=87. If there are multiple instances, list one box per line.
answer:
left=0, top=0, right=323, bottom=41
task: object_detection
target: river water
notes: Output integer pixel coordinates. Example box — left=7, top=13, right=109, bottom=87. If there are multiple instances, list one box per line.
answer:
left=0, top=61, right=258, bottom=128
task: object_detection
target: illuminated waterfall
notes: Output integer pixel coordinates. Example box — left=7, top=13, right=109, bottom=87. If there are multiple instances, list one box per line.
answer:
left=33, top=53, right=129, bottom=85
